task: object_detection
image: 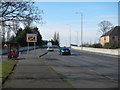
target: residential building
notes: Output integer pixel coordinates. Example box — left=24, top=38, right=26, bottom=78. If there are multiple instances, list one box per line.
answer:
left=100, top=26, right=120, bottom=47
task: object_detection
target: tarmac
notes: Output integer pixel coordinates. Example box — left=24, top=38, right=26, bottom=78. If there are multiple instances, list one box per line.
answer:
left=2, top=49, right=71, bottom=88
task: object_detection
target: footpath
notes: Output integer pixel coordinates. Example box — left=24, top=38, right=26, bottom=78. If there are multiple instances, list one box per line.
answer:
left=2, top=49, right=71, bottom=88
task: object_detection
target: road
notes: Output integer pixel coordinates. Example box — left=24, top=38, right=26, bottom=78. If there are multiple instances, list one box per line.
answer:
left=41, top=48, right=118, bottom=88
left=2, top=48, right=119, bottom=88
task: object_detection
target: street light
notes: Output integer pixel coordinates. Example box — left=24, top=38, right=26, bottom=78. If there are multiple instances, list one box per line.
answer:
left=66, top=24, right=71, bottom=47
left=76, top=31, right=78, bottom=46
left=76, top=12, right=83, bottom=50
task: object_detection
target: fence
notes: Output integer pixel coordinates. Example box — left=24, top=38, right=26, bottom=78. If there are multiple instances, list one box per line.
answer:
left=1, top=46, right=40, bottom=55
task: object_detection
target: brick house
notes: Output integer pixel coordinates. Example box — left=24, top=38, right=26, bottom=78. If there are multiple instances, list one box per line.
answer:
left=100, top=26, right=120, bottom=47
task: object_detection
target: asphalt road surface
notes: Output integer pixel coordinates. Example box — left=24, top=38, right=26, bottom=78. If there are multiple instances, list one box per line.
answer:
left=42, top=48, right=118, bottom=88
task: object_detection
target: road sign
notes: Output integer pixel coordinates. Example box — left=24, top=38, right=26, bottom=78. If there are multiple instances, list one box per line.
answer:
left=26, top=34, right=37, bottom=42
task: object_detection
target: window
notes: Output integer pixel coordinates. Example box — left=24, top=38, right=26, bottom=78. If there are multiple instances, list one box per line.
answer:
left=104, top=37, right=106, bottom=40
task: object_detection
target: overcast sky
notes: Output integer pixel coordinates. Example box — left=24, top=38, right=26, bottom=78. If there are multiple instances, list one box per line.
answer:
left=33, top=2, right=118, bottom=46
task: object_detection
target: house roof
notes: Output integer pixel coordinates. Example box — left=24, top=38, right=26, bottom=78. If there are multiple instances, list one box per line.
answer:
left=101, top=26, right=120, bottom=37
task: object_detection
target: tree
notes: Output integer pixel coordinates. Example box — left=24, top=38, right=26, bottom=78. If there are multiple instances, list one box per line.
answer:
left=16, top=28, right=22, bottom=36
left=51, top=32, right=60, bottom=46
left=56, top=32, right=60, bottom=43
left=32, top=27, right=42, bottom=46
left=9, top=26, right=42, bottom=46
left=0, top=2, right=43, bottom=23
left=53, top=32, right=56, bottom=41
left=0, top=1, right=43, bottom=42
left=98, top=20, right=114, bottom=35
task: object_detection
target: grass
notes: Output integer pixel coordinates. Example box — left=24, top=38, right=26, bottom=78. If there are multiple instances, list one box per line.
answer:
left=0, top=61, right=2, bottom=83
left=0, top=61, right=18, bottom=83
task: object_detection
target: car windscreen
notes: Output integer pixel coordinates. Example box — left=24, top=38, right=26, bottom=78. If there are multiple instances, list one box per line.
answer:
left=62, top=48, right=69, bottom=50
left=48, top=47, right=53, bottom=48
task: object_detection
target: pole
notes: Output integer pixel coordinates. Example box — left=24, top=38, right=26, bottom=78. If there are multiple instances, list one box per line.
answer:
left=81, top=13, right=83, bottom=50
left=34, top=42, right=36, bottom=51
left=70, top=26, right=71, bottom=47
left=67, top=24, right=71, bottom=47
left=76, top=31, right=78, bottom=46
left=75, top=12, right=83, bottom=49
left=27, top=42, right=29, bottom=54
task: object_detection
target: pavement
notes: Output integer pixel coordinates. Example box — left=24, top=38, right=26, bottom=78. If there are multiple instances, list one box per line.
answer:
left=2, top=49, right=72, bottom=88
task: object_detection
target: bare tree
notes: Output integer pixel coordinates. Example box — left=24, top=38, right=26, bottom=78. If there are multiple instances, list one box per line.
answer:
left=0, top=1, right=43, bottom=41
left=98, top=20, right=114, bottom=35
left=1, top=2, right=43, bottom=23
left=12, top=21, right=20, bottom=34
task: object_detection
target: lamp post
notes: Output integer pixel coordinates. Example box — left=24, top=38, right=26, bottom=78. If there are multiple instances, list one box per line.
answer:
left=76, top=12, right=83, bottom=50
left=66, top=24, right=71, bottom=47
left=76, top=31, right=78, bottom=46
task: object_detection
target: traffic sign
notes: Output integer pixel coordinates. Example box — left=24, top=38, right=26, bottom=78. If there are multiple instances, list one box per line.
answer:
left=26, top=34, right=37, bottom=42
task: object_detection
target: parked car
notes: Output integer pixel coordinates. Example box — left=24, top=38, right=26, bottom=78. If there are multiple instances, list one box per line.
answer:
left=59, top=47, right=71, bottom=55
left=47, top=47, right=54, bottom=51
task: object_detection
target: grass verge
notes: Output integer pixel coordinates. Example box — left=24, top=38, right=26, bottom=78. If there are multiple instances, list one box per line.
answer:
left=0, top=61, right=2, bottom=83
left=1, top=61, right=18, bottom=84
left=49, top=66, right=76, bottom=88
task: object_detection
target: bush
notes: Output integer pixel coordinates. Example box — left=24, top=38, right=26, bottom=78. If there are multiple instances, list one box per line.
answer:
left=104, top=43, right=119, bottom=49
left=91, top=43, right=102, bottom=48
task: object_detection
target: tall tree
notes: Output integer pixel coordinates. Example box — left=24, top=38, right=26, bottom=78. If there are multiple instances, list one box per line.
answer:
left=98, top=20, right=114, bottom=35
left=53, top=32, right=57, bottom=41
left=52, top=32, right=60, bottom=46
left=56, top=32, right=60, bottom=42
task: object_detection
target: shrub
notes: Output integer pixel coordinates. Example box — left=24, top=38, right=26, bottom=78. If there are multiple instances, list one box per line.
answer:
left=91, top=43, right=102, bottom=48
left=104, top=43, right=119, bottom=49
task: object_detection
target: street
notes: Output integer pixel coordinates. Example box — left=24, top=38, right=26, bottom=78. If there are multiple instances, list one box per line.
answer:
left=2, top=48, right=118, bottom=88
left=1, top=1, right=119, bottom=89
left=42, top=48, right=118, bottom=88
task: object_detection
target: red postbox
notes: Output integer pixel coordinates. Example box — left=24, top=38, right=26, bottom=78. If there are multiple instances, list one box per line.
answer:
left=8, top=42, right=19, bottom=59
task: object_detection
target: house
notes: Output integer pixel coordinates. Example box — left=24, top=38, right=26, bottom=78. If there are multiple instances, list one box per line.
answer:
left=100, top=26, right=120, bottom=47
